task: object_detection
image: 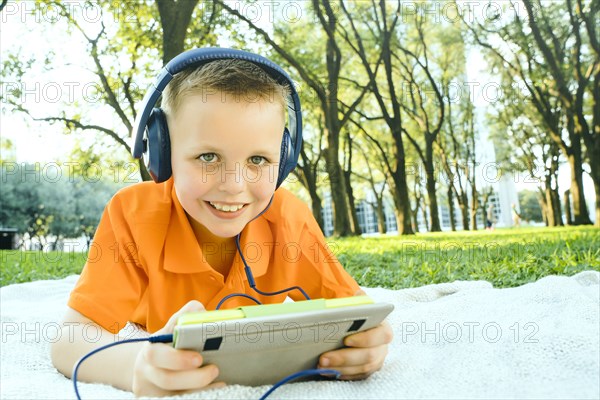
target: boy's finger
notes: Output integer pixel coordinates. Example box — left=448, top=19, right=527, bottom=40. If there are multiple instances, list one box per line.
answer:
left=149, top=364, right=220, bottom=392
left=343, top=321, right=393, bottom=348
left=144, top=342, right=204, bottom=371
left=319, top=345, right=387, bottom=369
left=161, top=300, right=206, bottom=333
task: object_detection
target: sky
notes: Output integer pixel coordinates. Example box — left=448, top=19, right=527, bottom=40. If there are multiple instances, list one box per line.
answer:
left=1, top=1, right=97, bottom=162
left=0, top=1, right=595, bottom=208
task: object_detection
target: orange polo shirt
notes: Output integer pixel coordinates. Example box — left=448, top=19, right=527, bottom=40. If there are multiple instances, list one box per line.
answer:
left=68, top=179, right=359, bottom=334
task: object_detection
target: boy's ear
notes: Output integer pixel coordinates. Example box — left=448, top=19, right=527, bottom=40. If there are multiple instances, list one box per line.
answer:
left=144, top=108, right=172, bottom=183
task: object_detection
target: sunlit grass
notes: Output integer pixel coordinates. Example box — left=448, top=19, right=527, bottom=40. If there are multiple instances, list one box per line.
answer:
left=1, top=249, right=87, bottom=287
left=1, top=226, right=598, bottom=288
left=335, top=226, right=600, bottom=288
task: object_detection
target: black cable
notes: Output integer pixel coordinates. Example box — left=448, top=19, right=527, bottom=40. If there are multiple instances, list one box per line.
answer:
left=236, top=233, right=311, bottom=300
left=0, top=0, right=7, bottom=12
left=216, top=292, right=261, bottom=310
left=73, top=335, right=340, bottom=400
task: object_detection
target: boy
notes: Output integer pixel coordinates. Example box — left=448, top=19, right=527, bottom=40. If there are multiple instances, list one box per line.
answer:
left=51, top=49, right=392, bottom=397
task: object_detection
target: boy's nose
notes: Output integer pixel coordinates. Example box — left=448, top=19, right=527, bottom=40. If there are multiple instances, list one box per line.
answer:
left=218, top=162, right=246, bottom=194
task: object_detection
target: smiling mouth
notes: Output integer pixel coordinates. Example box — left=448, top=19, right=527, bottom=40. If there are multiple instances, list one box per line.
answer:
left=207, top=201, right=247, bottom=212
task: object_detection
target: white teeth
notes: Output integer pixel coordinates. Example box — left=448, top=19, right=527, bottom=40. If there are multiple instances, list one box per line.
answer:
left=209, top=202, right=245, bottom=212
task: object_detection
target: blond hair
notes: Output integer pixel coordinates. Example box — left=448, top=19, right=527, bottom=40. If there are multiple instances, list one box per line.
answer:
left=161, top=59, right=291, bottom=118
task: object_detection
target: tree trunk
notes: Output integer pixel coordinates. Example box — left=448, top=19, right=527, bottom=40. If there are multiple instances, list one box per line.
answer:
left=564, top=189, right=572, bottom=225
left=470, top=186, right=479, bottom=231
left=551, top=187, right=563, bottom=226
left=411, top=207, right=419, bottom=233
left=457, top=190, right=469, bottom=230
left=537, top=188, right=549, bottom=226
left=156, top=0, right=200, bottom=64
left=343, top=170, right=361, bottom=235
left=320, top=3, right=352, bottom=237
left=595, top=179, right=600, bottom=228
left=422, top=199, right=430, bottom=232
left=343, top=134, right=361, bottom=235
left=375, top=197, right=387, bottom=234
left=425, top=152, right=441, bottom=231
left=447, top=186, right=456, bottom=231
left=460, top=203, right=469, bottom=230
left=305, top=176, right=324, bottom=231
left=544, top=185, right=556, bottom=226
left=390, top=145, right=414, bottom=235
left=411, top=192, right=420, bottom=234
left=543, top=173, right=563, bottom=226
left=590, top=153, right=600, bottom=227
left=325, top=146, right=352, bottom=236
left=567, top=151, right=592, bottom=225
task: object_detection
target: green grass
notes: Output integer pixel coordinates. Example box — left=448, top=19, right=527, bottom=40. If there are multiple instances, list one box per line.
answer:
left=1, top=249, right=86, bottom=287
left=1, top=226, right=598, bottom=288
left=336, top=226, right=600, bottom=288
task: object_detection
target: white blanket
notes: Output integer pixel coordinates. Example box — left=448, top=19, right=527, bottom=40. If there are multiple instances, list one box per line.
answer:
left=1, top=272, right=598, bottom=399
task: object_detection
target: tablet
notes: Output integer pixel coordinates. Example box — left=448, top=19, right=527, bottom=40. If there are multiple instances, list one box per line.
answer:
left=173, top=296, right=394, bottom=386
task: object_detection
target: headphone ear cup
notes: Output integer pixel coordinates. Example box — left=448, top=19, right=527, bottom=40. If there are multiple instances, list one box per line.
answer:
left=277, top=128, right=294, bottom=188
left=145, top=108, right=172, bottom=183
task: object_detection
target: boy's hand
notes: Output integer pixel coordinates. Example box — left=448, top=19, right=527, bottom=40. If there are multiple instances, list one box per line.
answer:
left=317, top=290, right=393, bottom=380
left=132, top=301, right=225, bottom=397
left=318, top=321, right=393, bottom=380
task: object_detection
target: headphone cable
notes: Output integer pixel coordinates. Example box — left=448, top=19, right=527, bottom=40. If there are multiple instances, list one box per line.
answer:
left=73, top=336, right=339, bottom=400
left=236, top=233, right=310, bottom=300
left=72, top=334, right=173, bottom=400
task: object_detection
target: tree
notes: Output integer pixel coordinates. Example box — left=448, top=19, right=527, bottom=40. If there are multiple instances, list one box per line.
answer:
left=463, top=0, right=598, bottom=226
left=71, top=179, right=120, bottom=249
left=292, top=107, right=327, bottom=230
left=0, top=161, right=121, bottom=249
left=0, top=162, right=59, bottom=248
left=2, top=1, right=226, bottom=182
left=216, top=0, right=373, bottom=236
left=342, top=131, right=362, bottom=235
left=393, top=12, right=447, bottom=232
left=489, top=90, right=564, bottom=226
left=156, top=0, right=200, bottom=63
left=352, top=137, right=390, bottom=234
left=337, top=0, right=414, bottom=235
left=519, top=190, right=544, bottom=222
left=437, top=89, right=477, bottom=231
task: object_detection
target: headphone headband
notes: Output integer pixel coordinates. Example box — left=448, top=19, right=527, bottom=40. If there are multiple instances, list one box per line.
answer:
left=132, top=48, right=303, bottom=185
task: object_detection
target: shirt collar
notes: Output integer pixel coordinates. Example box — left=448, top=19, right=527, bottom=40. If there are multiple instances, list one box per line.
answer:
left=163, top=185, right=212, bottom=274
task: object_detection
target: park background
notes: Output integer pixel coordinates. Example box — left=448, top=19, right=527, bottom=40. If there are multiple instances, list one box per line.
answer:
left=1, top=0, right=599, bottom=288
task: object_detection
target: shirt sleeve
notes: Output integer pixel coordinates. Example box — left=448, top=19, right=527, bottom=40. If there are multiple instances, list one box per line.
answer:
left=68, top=195, right=148, bottom=334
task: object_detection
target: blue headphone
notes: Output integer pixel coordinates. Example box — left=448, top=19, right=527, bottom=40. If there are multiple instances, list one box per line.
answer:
left=132, top=48, right=303, bottom=188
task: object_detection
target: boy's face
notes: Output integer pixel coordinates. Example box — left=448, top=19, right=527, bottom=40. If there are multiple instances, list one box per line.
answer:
left=169, top=93, right=285, bottom=239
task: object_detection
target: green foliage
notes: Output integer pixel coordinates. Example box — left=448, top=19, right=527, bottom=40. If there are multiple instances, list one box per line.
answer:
left=518, top=190, right=544, bottom=222
left=0, top=162, right=122, bottom=246
left=2, top=227, right=597, bottom=288
left=2, top=0, right=243, bottom=183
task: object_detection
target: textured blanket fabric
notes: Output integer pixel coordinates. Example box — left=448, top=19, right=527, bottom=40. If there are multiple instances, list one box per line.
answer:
left=1, top=272, right=598, bottom=399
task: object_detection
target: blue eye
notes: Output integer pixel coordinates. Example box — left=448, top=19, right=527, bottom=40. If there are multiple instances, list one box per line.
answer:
left=198, top=153, right=217, bottom=163
left=250, top=156, right=267, bottom=166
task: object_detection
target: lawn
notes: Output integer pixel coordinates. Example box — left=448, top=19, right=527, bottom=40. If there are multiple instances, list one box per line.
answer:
left=1, top=226, right=598, bottom=288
